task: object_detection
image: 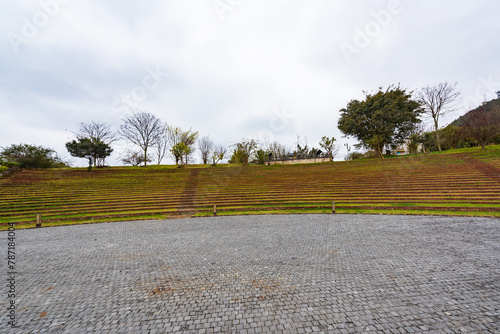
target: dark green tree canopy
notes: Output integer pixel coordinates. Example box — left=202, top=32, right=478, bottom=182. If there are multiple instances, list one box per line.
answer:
left=0, top=143, right=66, bottom=169
left=337, top=85, right=423, bottom=158
left=66, top=138, right=113, bottom=171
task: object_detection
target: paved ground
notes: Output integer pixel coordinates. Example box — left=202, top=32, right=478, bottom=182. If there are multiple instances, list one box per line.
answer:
left=1, top=214, right=499, bottom=333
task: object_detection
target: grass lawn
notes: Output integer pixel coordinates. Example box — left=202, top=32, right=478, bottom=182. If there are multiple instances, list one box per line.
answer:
left=1, top=145, right=499, bottom=229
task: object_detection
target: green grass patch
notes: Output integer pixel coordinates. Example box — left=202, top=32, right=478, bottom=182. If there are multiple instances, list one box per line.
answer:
left=194, top=208, right=499, bottom=218
left=1, top=145, right=499, bottom=229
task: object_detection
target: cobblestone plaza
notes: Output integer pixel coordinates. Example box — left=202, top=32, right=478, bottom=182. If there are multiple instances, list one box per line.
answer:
left=1, top=214, right=499, bottom=333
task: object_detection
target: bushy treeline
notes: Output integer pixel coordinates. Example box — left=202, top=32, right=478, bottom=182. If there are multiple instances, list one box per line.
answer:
left=341, top=84, right=500, bottom=160
left=64, top=111, right=338, bottom=169
left=3, top=83, right=498, bottom=171
left=0, top=144, right=68, bottom=172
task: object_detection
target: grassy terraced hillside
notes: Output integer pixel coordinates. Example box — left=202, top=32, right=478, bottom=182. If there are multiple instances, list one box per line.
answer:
left=1, top=145, right=499, bottom=229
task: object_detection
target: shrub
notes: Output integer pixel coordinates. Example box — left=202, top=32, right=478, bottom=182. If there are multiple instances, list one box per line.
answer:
left=0, top=144, right=67, bottom=169
left=121, top=150, right=152, bottom=166
left=345, top=152, right=364, bottom=161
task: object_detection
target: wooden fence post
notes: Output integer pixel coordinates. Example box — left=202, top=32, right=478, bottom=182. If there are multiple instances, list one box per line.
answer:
left=213, top=204, right=217, bottom=216
left=36, top=214, right=42, bottom=228
left=332, top=202, right=335, bottom=214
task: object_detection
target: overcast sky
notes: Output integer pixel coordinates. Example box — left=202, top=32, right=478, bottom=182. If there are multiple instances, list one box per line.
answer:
left=1, top=0, right=499, bottom=166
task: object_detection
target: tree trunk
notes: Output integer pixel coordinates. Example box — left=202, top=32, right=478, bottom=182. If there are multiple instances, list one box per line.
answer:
left=434, top=119, right=441, bottom=152
left=144, top=148, right=147, bottom=167
left=378, top=146, right=384, bottom=159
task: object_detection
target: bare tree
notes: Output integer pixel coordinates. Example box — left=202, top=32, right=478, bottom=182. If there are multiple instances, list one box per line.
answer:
left=198, top=136, right=214, bottom=164
left=265, top=140, right=289, bottom=161
left=417, top=82, right=460, bottom=151
left=152, top=123, right=170, bottom=165
left=211, top=144, right=227, bottom=166
left=460, top=105, right=500, bottom=149
left=295, top=135, right=311, bottom=157
left=121, top=150, right=152, bottom=166
left=119, top=111, right=164, bottom=167
left=76, top=121, right=117, bottom=166
left=77, top=121, right=117, bottom=143
left=330, top=145, right=340, bottom=160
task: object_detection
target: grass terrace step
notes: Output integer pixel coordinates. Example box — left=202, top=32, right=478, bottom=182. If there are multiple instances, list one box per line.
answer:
left=1, top=146, right=499, bottom=228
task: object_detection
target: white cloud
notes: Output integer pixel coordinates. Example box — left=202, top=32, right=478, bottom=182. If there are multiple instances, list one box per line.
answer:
left=1, top=0, right=499, bottom=165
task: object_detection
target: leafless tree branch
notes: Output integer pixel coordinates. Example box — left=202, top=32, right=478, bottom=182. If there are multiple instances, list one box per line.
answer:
left=198, top=136, right=214, bottom=164
left=417, top=82, right=461, bottom=151
left=119, top=111, right=164, bottom=166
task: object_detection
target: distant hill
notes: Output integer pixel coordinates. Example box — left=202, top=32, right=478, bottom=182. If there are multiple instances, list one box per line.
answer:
left=451, top=98, right=500, bottom=126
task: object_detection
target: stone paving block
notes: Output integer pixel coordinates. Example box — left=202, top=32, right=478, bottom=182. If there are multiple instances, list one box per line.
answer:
left=0, top=214, right=499, bottom=333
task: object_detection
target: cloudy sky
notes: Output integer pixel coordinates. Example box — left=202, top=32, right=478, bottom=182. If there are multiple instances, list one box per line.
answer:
left=1, top=0, right=499, bottom=165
